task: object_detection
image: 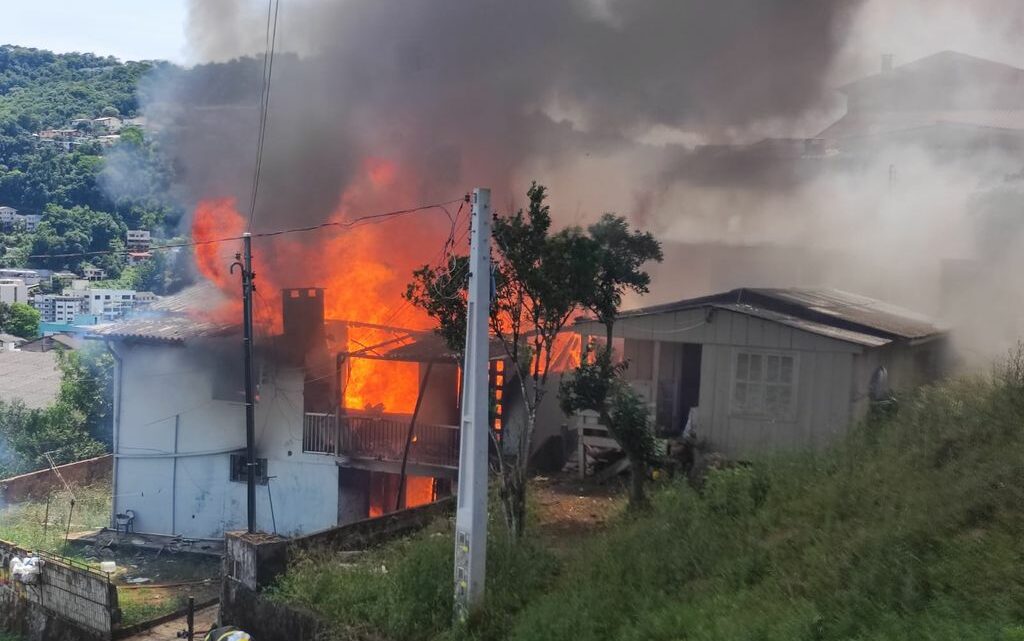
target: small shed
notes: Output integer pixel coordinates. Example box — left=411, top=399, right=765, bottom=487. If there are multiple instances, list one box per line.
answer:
left=573, top=288, right=948, bottom=457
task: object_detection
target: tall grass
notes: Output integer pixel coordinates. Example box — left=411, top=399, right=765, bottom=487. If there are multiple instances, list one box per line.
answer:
left=510, top=364, right=1024, bottom=641
left=273, top=359, right=1024, bottom=640
left=0, top=484, right=110, bottom=553
left=270, top=518, right=559, bottom=641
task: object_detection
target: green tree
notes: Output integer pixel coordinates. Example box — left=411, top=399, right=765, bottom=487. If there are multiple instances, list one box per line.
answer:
left=0, top=399, right=105, bottom=471
left=0, top=301, right=41, bottom=338
left=407, top=183, right=596, bottom=537
left=559, top=213, right=663, bottom=508
left=56, top=346, right=114, bottom=448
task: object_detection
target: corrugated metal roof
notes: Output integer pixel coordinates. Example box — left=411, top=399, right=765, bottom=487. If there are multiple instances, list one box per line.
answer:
left=714, top=303, right=891, bottom=348
left=92, top=315, right=237, bottom=344
left=606, top=287, right=944, bottom=346
left=92, top=283, right=237, bottom=344
left=0, top=350, right=61, bottom=408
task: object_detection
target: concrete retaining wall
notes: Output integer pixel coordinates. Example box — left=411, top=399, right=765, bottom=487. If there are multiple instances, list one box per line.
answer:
left=0, top=538, right=119, bottom=641
left=0, top=455, right=112, bottom=508
left=220, top=498, right=454, bottom=640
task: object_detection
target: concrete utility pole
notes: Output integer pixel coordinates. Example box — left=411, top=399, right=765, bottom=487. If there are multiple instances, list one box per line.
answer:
left=232, top=232, right=258, bottom=533
left=453, top=187, right=491, bottom=622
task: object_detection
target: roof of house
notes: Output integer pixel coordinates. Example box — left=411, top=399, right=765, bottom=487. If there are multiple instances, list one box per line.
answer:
left=585, top=288, right=945, bottom=348
left=0, top=333, right=25, bottom=345
left=0, top=350, right=62, bottom=409
left=822, top=51, right=1024, bottom=139
left=839, top=51, right=1024, bottom=96
left=819, top=110, right=1024, bottom=140
left=91, top=282, right=236, bottom=344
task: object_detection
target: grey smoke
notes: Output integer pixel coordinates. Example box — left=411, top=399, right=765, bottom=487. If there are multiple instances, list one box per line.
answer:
left=145, top=0, right=861, bottom=231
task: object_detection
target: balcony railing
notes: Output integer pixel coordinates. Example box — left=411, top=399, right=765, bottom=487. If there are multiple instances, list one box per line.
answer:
left=303, top=412, right=460, bottom=469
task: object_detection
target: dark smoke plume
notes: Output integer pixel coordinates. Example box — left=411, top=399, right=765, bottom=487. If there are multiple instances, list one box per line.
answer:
left=145, top=0, right=861, bottom=229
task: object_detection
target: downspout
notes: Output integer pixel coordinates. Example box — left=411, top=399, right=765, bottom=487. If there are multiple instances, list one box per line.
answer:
left=105, top=341, right=123, bottom=530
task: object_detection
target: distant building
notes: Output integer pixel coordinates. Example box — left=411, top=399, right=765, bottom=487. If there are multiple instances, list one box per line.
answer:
left=0, top=206, right=18, bottom=230
left=134, top=291, right=157, bottom=308
left=19, top=333, right=81, bottom=353
left=82, top=288, right=136, bottom=321
left=97, top=134, right=121, bottom=147
left=92, top=116, right=122, bottom=133
left=82, top=266, right=107, bottom=281
left=21, top=214, right=41, bottom=232
left=33, top=293, right=87, bottom=324
left=0, top=268, right=42, bottom=288
left=127, top=252, right=153, bottom=266
left=0, top=279, right=28, bottom=305
left=126, top=230, right=151, bottom=250
left=0, top=333, right=25, bottom=351
left=0, top=207, right=42, bottom=232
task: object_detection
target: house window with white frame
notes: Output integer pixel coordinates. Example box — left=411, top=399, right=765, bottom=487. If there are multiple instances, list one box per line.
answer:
left=732, top=351, right=797, bottom=419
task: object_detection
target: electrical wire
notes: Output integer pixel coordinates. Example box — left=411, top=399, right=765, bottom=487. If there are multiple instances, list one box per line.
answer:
left=248, top=0, right=282, bottom=230
left=26, top=198, right=465, bottom=261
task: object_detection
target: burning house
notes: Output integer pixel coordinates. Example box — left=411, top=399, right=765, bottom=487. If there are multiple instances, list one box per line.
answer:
left=92, top=283, right=470, bottom=539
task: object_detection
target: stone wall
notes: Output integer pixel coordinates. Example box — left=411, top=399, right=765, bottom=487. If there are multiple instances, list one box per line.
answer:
left=0, top=455, right=112, bottom=508
left=0, top=538, right=119, bottom=641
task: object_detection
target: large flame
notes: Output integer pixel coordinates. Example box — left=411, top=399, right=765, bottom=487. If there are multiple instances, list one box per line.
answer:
left=190, top=159, right=449, bottom=415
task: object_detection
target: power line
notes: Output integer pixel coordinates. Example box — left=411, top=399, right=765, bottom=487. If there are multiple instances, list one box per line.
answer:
left=248, top=0, right=282, bottom=230
left=26, top=198, right=464, bottom=261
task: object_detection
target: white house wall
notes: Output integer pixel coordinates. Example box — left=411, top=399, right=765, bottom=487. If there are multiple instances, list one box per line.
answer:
left=113, top=340, right=340, bottom=539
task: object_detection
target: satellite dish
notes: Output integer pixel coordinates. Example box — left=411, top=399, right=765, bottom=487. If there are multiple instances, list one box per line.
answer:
left=869, top=366, right=890, bottom=402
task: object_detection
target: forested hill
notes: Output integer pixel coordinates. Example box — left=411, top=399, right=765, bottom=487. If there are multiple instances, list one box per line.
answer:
left=0, top=45, right=188, bottom=293
left=0, top=45, right=150, bottom=132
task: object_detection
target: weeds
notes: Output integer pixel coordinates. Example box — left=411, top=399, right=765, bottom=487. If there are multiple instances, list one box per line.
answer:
left=274, top=364, right=1024, bottom=640
left=0, top=484, right=110, bottom=553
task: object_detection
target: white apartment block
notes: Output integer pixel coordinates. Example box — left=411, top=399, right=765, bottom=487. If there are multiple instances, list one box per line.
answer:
left=0, top=279, right=28, bottom=305
left=84, top=288, right=137, bottom=321
left=34, top=294, right=87, bottom=324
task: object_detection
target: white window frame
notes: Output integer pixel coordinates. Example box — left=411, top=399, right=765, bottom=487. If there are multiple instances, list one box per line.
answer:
left=730, top=348, right=799, bottom=421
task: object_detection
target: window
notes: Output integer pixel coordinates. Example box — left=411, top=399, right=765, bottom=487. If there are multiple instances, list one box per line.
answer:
left=230, top=454, right=268, bottom=485
left=732, top=351, right=797, bottom=419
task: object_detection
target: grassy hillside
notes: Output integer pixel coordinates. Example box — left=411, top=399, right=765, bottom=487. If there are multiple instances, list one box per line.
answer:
left=274, top=354, right=1024, bottom=641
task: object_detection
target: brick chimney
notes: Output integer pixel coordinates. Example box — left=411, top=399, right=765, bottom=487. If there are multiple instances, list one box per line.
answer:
left=282, top=287, right=325, bottom=360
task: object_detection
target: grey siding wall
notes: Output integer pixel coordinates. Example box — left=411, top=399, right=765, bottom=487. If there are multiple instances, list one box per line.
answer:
left=580, top=308, right=862, bottom=457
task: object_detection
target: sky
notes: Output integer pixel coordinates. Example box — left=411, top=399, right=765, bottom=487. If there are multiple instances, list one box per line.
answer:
left=0, top=0, right=189, bottom=62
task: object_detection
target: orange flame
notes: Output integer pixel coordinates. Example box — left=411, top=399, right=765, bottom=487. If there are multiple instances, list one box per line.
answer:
left=190, top=158, right=452, bottom=415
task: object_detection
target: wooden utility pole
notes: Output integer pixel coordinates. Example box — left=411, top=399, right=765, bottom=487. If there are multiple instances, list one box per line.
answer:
left=232, top=232, right=258, bottom=533
left=453, top=187, right=491, bottom=622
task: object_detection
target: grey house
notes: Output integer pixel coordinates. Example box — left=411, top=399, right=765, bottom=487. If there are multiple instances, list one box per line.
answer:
left=573, top=288, right=948, bottom=458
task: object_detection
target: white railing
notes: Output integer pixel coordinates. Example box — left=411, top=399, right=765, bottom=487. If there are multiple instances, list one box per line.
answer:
left=302, top=411, right=460, bottom=468
left=302, top=412, right=338, bottom=454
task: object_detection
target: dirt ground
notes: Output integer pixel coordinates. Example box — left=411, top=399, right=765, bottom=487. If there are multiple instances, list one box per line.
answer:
left=530, top=474, right=627, bottom=548
left=121, top=604, right=220, bottom=641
